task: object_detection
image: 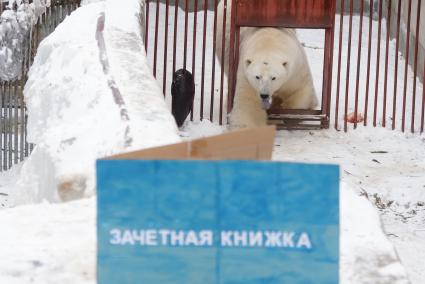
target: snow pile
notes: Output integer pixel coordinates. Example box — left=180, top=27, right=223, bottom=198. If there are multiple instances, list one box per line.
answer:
left=341, top=184, right=408, bottom=283
left=0, top=0, right=50, bottom=80
left=0, top=197, right=96, bottom=284
left=13, top=0, right=179, bottom=204
left=0, top=179, right=409, bottom=283
left=273, top=127, right=425, bottom=283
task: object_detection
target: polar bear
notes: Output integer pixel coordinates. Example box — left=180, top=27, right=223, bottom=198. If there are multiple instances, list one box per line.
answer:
left=216, top=0, right=318, bottom=128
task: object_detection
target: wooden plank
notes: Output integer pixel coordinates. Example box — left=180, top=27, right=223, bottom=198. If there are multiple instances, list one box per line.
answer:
left=235, top=0, right=336, bottom=28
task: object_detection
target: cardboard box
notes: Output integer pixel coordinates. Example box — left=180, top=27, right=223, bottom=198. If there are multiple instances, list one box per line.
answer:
left=97, top=125, right=340, bottom=284
left=107, top=125, right=276, bottom=160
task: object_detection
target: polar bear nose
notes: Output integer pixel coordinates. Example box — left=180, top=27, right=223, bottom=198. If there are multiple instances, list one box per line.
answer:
left=260, top=94, right=269, bottom=100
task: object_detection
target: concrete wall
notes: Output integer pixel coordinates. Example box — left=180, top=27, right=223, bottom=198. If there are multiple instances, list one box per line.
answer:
left=385, top=0, right=425, bottom=83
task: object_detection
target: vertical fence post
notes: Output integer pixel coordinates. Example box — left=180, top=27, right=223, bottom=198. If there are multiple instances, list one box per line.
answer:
left=343, top=0, right=354, bottom=132
left=401, top=0, right=412, bottom=132
left=210, top=0, right=218, bottom=122
left=363, top=0, right=374, bottom=126
left=334, top=0, right=345, bottom=130
left=411, top=0, right=422, bottom=133
left=200, top=0, right=208, bottom=120
left=0, top=81, right=3, bottom=171
left=353, top=0, right=364, bottom=129
left=391, top=0, right=402, bottom=130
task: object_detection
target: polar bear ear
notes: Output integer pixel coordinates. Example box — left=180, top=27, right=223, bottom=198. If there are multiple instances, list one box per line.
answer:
left=245, top=59, right=252, bottom=67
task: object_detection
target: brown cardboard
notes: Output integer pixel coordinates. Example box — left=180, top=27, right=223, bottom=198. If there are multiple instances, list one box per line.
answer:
left=107, top=125, right=276, bottom=161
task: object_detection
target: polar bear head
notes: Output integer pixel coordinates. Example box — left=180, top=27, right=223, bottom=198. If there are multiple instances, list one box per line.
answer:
left=244, top=57, right=290, bottom=109
left=241, top=28, right=300, bottom=110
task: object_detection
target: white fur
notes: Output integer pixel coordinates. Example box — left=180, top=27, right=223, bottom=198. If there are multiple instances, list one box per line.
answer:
left=216, top=0, right=318, bottom=128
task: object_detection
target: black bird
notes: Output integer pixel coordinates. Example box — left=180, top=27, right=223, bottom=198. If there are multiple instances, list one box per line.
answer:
left=171, top=69, right=195, bottom=127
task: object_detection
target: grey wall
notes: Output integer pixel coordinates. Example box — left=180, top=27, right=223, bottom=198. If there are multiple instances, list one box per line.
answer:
left=385, top=0, right=425, bottom=83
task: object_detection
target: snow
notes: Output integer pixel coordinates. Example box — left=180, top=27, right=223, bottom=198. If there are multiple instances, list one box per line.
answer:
left=0, top=0, right=424, bottom=283
left=0, top=198, right=95, bottom=284
left=13, top=0, right=179, bottom=205
left=273, top=128, right=425, bottom=283
left=0, top=0, right=50, bottom=80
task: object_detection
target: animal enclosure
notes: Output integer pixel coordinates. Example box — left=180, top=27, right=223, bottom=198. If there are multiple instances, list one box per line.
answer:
left=144, top=0, right=425, bottom=132
left=1, top=0, right=425, bottom=171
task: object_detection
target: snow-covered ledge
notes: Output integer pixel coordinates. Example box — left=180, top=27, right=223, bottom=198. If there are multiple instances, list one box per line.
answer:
left=14, top=0, right=179, bottom=205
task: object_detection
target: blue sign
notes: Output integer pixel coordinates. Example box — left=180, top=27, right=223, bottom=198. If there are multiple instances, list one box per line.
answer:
left=97, top=160, right=339, bottom=284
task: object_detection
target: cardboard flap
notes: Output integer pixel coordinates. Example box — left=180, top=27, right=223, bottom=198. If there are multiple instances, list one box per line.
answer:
left=106, top=125, right=276, bottom=160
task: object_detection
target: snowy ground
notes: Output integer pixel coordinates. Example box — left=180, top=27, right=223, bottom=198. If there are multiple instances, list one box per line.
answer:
left=0, top=0, right=424, bottom=283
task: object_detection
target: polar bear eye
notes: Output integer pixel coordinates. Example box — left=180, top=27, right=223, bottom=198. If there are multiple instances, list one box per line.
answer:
left=272, top=77, right=276, bottom=81
left=282, top=62, right=288, bottom=67
left=246, top=59, right=252, bottom=66
left=256, top=76, right=261, bottom=80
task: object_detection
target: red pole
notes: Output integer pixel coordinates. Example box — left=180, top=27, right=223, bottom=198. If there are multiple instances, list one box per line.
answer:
left=162, top=0, right=170, bottom=95
left=364, top=0, right=374, bottom=126
left=210, top=0, right=218, bottom=122
left=382, top=0, right=392, bottom=128
left=401, top=0, right=412, bottom=132
left=172, top=0, right=179, bottom=74
left=391, top=0, right=402, bottom=130
left=334, top=0, right=345, bottom=130
left=343, top=0, right=354, bottom=132
left=412, top=0, right=422, bottom=133
left=153, top=0, right=160, bottom=77
left=200, top=0, right=208, bottom=120
left=353, top=0, right=364, bottom=129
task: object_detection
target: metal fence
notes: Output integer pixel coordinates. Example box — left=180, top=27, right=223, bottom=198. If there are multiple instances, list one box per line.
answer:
left=144, top=0, right=425, bottom=132
left=1, top=0, right=424, bottom=170
left=0, top=0, right=81, bottom=171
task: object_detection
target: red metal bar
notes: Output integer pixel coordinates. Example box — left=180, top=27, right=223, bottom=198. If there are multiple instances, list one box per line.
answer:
left=353, top=0, right=364, bottom=129
left=382, top=0, right=392, bottom=127
left=343, top=0, right=354, bottom=132
left=219, top=0, right=228, bottom=125
left=227, top=0, right=235, bottom=115
left=363, top=0, right=374, bottom=126
left=153, top=0, right=160, bottom=77
left=317, top=0, right=336, bottom=129
left=183, top=0, right=189, bottom=69
left=322, top=23, right=335, bottom=128
left=373, top=0, right=383, bottom=126
left=190, top=0, right=198, bottom=121
left=162, top=0, right=170, bottom=95
left=191, top=1, right=198, bottom=76
left=172, top=0, right=179, bottom=73
left=334, top=0, right=345, bottom=130
left=326, top=1, right=336, bottom=128
left=391, top=0, right=402, bottom=130
left=200, top=0, right=209, bottom=120
left=236, top=0, right=334, bottom=28
left=401, top=0, right=412, bottom=132
left=412, top=0, right=422, bottom=133
left=210, top=0, right=218, bottom=122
